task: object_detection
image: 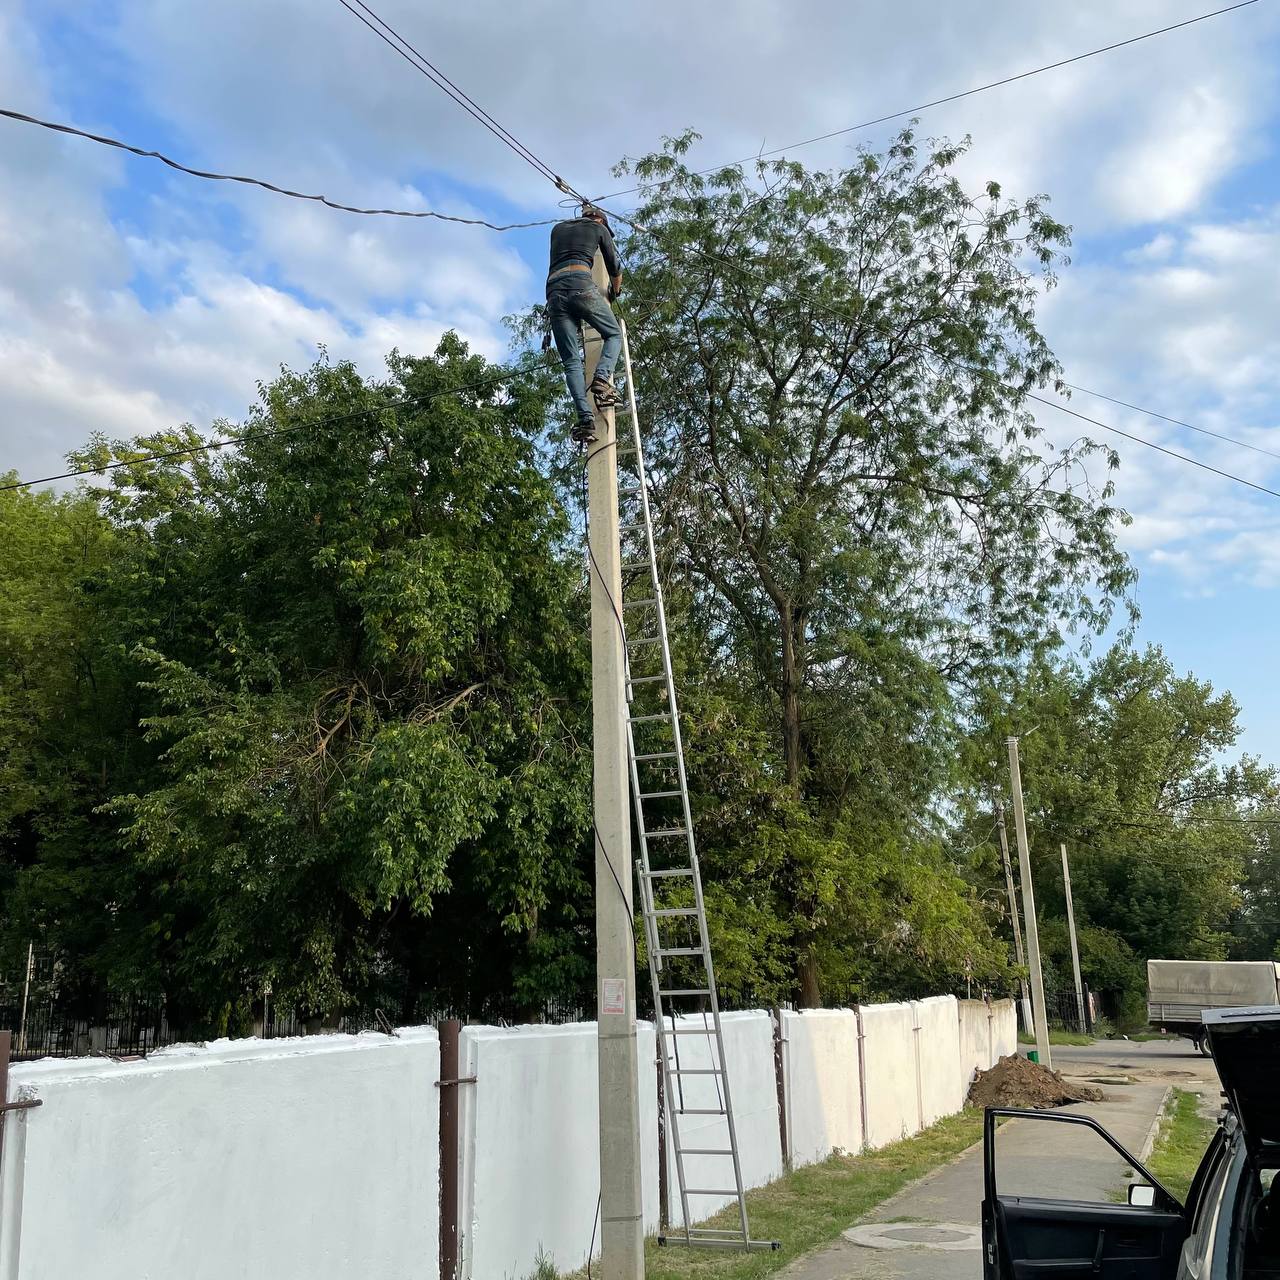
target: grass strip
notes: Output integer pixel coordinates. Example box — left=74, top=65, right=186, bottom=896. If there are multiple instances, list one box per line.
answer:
left=1146, top=1088, right=1216, bottom=1203
left=564, top=1108, right=983, bottom=1280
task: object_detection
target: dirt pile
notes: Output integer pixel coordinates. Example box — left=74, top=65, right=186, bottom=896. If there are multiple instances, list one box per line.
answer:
left=967, top=1053, right=1104, bottom=1109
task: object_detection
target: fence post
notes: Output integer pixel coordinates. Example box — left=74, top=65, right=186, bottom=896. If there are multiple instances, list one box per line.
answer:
left=854, top=1006, right=869, bottom=1152
left=912, top=1004, right=924, bottom=1134
left=771, top=1007, right=789, bottom=1169
left=656, top=1050, right=668, bottom=1232
left=438, top=1019, right=462, bottom=1280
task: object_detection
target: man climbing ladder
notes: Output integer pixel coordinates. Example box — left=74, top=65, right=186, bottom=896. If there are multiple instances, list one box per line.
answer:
left=545, top=202, right=623, bottom=444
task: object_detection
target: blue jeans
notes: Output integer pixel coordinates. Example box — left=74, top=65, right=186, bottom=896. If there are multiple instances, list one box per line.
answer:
left=546, top=270, right=621, bottom=420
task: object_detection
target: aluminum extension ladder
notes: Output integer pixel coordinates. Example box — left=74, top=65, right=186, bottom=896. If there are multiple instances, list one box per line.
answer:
left=610, top=319, right=776, bottom=1254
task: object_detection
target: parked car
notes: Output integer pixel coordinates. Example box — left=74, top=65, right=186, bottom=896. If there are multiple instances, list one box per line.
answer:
left=1147, top=960, right=1280, bottom=1054
left=983, top=1006, right=1279, bottom=1280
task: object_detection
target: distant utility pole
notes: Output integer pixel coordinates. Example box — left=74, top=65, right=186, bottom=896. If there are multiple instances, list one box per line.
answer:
left=585, top=248, right=645, bottom=1280
left=1060, top=842, right=1087, bottom=1035
left=994, top=803, right=1032, bottom=1034
left=1006, top=736, right=1052, bottom=1069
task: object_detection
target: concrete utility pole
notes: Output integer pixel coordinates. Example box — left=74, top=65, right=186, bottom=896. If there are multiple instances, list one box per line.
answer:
left=1006, top=737, right=1052, bottom=1069
left=585, top=248, right=645, bottom=1280
left=994, top=804, right=1032, bottom=1035
left=1060, top=842, right=1087, bottom=1034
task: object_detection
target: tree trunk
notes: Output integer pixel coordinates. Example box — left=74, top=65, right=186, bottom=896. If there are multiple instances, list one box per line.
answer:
left=797, top=951, right=822, bottom=1008
left=779, top=607, right=803, bottom=790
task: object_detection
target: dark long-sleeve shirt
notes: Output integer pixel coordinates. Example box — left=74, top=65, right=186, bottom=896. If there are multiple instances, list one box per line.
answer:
left=548, top=217, right=621, bottom=279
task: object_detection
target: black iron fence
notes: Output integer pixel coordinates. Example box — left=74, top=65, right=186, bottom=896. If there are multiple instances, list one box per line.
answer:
left=1045, top=986, right=1093, bottom=1034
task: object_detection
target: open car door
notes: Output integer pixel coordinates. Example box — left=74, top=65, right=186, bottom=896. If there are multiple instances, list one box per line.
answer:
left=983, top=1108, right=1187, bottom=1280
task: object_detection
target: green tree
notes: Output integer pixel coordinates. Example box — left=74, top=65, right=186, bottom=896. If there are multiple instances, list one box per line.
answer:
left=612, top=129, right=1131, bottom=1003
left=14, top=337, right=596, bottom=1025
left=958, top=644, right=1277, bottom=1014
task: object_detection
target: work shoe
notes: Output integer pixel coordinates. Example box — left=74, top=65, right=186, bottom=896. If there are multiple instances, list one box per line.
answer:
left=571, top=415, right=598, bottom=446
left=589, top=376, right=620, bottom=409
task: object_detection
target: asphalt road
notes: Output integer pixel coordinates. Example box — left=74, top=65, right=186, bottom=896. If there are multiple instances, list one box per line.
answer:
left=1041, top=1037, right=1221, bottom=1103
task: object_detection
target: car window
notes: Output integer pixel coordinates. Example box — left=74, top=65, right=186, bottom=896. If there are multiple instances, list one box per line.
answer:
left=1187, top=1129, right=1230, bottom=1237
left=993, top=1114, right=1168, bottom=1206
left=1180, top=1133, right=1244, bottom=1280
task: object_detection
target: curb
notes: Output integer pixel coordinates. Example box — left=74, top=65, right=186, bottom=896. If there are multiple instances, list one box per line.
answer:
left=1139, top=1085, right=1173, bottom=1163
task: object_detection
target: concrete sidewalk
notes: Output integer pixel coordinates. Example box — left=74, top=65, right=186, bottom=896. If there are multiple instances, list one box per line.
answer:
left=779, top=1080, right=1171, bottom=1280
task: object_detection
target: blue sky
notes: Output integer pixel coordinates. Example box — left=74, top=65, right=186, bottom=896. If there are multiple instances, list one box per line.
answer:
left=4, top=0, right=1280, bottom=760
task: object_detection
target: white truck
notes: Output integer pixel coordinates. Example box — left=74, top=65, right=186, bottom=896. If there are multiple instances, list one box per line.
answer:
left=1147, top=958, right=1280, bottom=1053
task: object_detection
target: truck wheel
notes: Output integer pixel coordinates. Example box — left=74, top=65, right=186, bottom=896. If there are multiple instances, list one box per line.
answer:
left=1193, top=1033, right=1209, bottom=1056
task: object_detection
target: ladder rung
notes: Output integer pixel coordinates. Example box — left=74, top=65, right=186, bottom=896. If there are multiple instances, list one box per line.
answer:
left=663, top=1025, right=716, bottom=1033
left=630, top=713, right=672, bottom=724
left=647, top=828, right=688, bottom=838
left=652, top=906, right=698, bottom=917
left=660, top=1236, right=778, bottom=1252
left=622, top=598, right=657, bottom=609
left=672, top=1108, right=727, bottom=1116
left=659, top=987, right=710, bottom=996
left=672, top=1067, right=723, bottom=1075
left=621, top=560, right=650, bottom=571
left=619, top=522, right=644, bottom=533
left=680, top=1148, right=734, bottom=1156
left=645, top=869, right=694, bottom=880
left=635, top=751, right=677, bottom=761
left=628, top=675, right=666, bottom=686
left=640, top=789, right=682, bottom=799
left=685, top=1188, right=740, bottom=1196
left=628, top=635, right=660, bottom=646
left=617, top=446, right=637, bottom=457
left=619, top=485, right=643, bottom=497
left=658, top=947, right=706, bottom=958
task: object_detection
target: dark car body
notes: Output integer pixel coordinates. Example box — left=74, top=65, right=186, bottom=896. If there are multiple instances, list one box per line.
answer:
left=982, top=1007, right=1280, bottom=1280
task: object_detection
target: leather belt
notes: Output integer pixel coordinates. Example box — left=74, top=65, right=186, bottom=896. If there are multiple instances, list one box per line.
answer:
left=547, top=264, right=591, bottom=279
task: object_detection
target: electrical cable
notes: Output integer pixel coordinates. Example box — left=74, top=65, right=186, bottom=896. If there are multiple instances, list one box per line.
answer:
left=1064, top=383, right=1280, bottom=465
left=1026, top=394, right=1280, bottom=500
left=0, top=107, right=556, bottom=230
left=593, top=0, right=1261, bottom=201
left=0, top=362, right=549, bottom=493
left=329, top=0, right=1280, bottom=507
left=592, top=201, right=1280, bottom=504
left=336, top=0, right=580, bottom=198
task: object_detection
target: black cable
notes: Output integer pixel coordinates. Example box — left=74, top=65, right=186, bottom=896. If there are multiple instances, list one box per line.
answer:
left=586, top=1193, right=601, bottom=1279
left=0, top=107, right=556, bottom=231
left=595, top=203, right=1280, bottom=504
left=1065, top=384, right=1280, bottom=465
left=0, top=362, right=547, bottom=493
left=336, top=0, right=581, bottom=199
left=341, top=0, right=568, bottom=191
left=594, top=0, right=1261, bottom=201
left=1026, top=394, right=1280, bottom=500
left=335, top=0, right=1274, bottom=504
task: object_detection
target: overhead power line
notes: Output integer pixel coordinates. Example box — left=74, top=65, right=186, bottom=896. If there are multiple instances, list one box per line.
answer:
left=340, top=0, right=1280, bottom=506
left=336, top=0, right=581, bottom=199
left=1066, top=383, right=1280, bottom=465
left=0, top=107, right=556, bottom=231
left=1027, top=394, right=1280, bottom=500
left=0, top=363, right=548, bottom=494
left=596, top=0, right=1261, bottom=201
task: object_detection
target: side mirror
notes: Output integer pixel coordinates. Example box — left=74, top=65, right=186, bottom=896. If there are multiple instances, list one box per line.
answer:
left=1128, top=1184, right=1157, bottom=1208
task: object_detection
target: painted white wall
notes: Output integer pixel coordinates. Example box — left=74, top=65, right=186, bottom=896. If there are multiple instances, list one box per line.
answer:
left=663, top=1010, right=782, bottom=1223
left=991, top=998, right=1017, bottom=1060
left=456, top=1021, right=659, bottom=1280
left=781, top=1009, right=861, bottom=1167
left=912, top=996, right=963, bottom=1126
left=0, top=1029, right=440, bottom=1280
left=958, top=998, right=996, bottom=1089
left=857, top=1002, right=919, bottom=1149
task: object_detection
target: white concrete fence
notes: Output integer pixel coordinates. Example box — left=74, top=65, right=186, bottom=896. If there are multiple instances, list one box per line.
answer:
left=0, top=996, right=1013, bottom=1280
